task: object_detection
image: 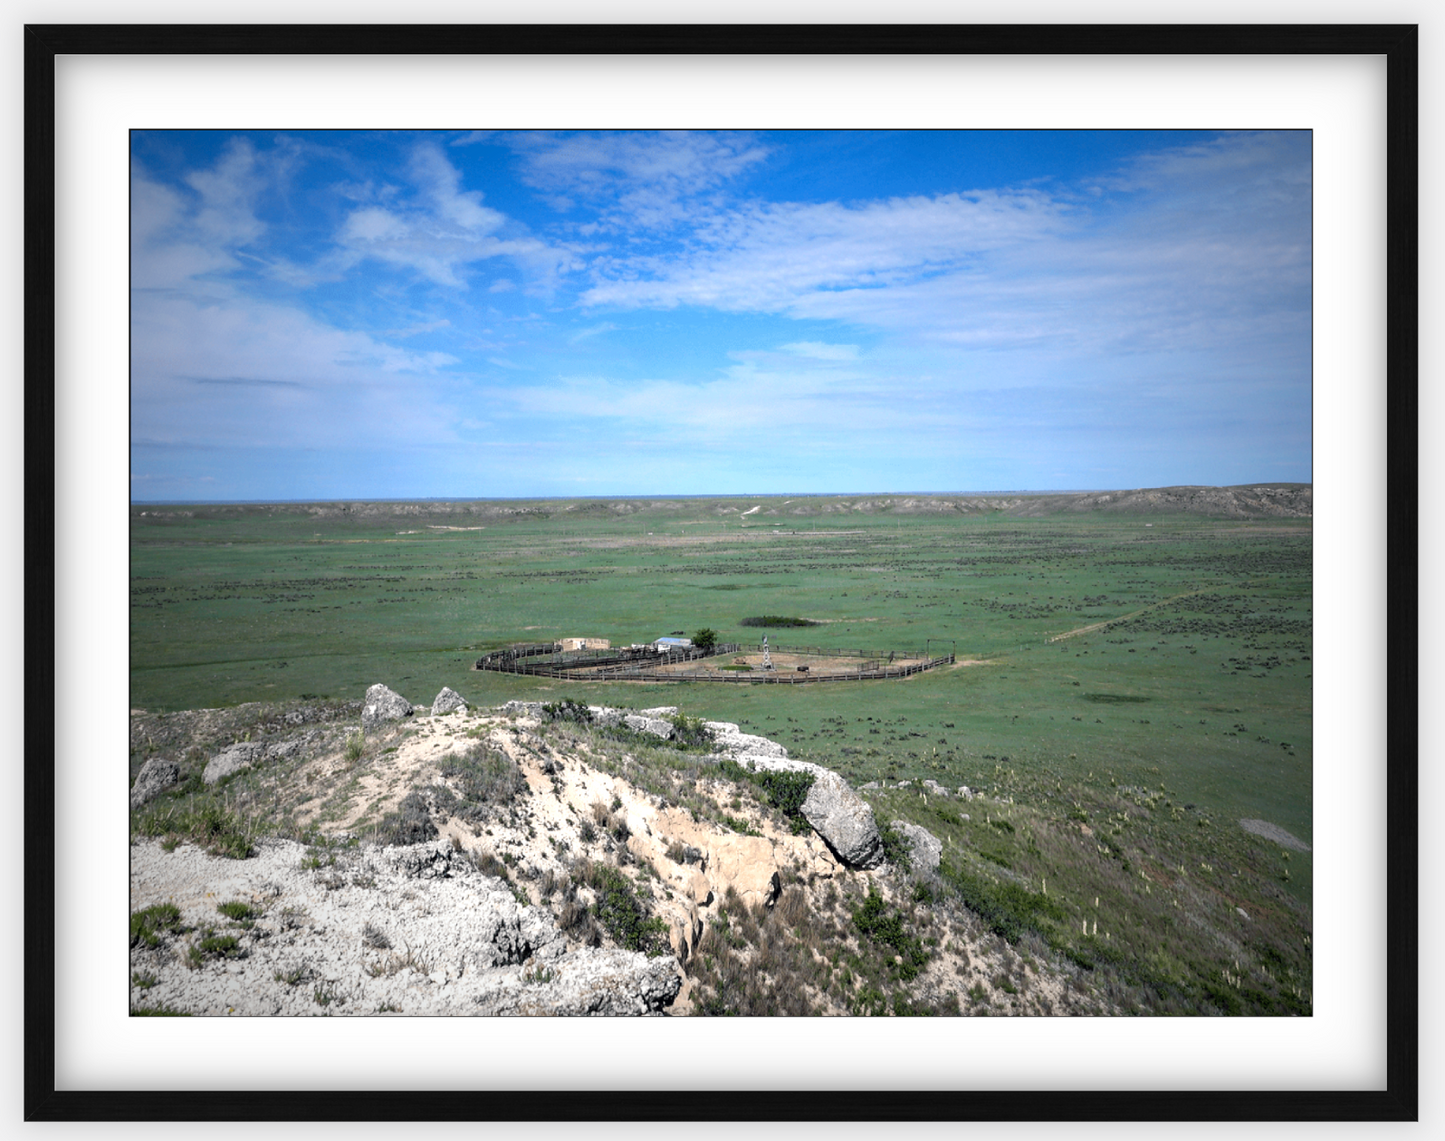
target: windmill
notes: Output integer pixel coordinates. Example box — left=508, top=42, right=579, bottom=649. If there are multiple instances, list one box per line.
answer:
left=762, top=635, right=773, bottom=671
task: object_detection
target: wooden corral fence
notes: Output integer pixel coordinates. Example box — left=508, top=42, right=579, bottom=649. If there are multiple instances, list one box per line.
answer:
left=645, top=653, right=954, bottom=684
left=473, top=641, right=953, bottom=683
left=474, top=642, right=740, bottom=677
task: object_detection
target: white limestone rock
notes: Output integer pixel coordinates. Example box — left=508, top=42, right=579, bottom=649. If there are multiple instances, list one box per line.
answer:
left=362, top=683, right=413, bottom=732
left=894, top=821, right=943, bottom=874
left=130, top=757, right=181, bottom=808
left=432, top=686, right=468, bottom=716
left=800, top=770, right=884, bottom=869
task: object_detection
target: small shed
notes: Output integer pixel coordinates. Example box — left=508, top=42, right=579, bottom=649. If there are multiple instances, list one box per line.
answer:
left=561, top=637, right=610, bottom=652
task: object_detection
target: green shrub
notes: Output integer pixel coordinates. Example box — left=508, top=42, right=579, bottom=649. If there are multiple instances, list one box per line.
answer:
left=668, top=713, right=716, bottom=751
left=692, top=628, right=718, bottom=651
left=542, top=699, right=593, bottom=725
left=719, top=759, right=816, bottom=834
left=130, top=903, right=183, bottom=948
left=344, top=732, right=365, bottom=762
left=876, top=820, right=913, bottom=870
left=216, top=900, right=258, bottom=926
left=739, top=616, right=818, bottom=628
left=851, top=888, right=930, bottom=981
left=374, top=790, right=437, bottom=846
left=440, top=745, right=527, bottom=810
left=941, top=861, right=1066, bottom=944
left=130, top=1003, right=190, bottom=1017
left=577, top=861, right=670, bottom=956
left=132, top=799, right=263, bottom=859
left=196, top=933, right=243, bottom=959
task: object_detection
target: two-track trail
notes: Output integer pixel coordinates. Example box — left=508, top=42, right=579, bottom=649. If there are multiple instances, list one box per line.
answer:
left=1045, top=587, right=1212, bottom=643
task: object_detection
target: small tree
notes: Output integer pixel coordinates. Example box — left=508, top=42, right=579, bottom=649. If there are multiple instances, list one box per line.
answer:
left=693, top=627, right=718, bottom=651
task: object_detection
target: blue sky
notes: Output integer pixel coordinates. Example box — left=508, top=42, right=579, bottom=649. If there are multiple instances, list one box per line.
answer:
left=130, top=129, right=1312, bottom=501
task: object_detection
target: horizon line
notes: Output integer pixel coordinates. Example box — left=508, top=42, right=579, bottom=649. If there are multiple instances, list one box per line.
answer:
left=130, top=482, right=1314, bottom=508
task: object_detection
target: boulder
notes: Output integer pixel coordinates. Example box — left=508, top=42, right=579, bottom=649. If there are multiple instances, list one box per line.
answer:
left=203, top=742, right=265, bottom=786
left=266, top=737, right=305, bottom=761
left=362, top=684, right=413, bottom=732
left=800, top=771, right=884, bottom=869
left=432, top=686, right=468, bottom=716
left=130, top=757, right=180, bottom=809
left=502, top=700, right=546, bottom=718
left=894, top=821, right=943, bottom=874
left=622, top=713, right=673, bottom=739
left=921, top=779, right=949, bottom=797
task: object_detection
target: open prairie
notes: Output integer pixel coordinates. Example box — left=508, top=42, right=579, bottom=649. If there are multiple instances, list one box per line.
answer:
left=131, top=491, right=1312, bottom=1014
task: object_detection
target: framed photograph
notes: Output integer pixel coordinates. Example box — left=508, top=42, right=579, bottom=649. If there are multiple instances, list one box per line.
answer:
left=28, top=22, right=1417, bottom=1120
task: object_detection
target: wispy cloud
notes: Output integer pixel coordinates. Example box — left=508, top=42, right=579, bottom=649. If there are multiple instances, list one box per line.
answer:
left=581, top=189, right=1070, bottom=313
left=568, top=322, right=618, bottom=344
left=330, top=142, right=574, bottom=289
left=505, top=130, right=770, bottom=231
left=580, top=133, right=1310, bottom=363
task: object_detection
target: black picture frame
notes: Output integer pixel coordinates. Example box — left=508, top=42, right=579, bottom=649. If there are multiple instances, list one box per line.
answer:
left=25, top=23, right=1418, bottom=1121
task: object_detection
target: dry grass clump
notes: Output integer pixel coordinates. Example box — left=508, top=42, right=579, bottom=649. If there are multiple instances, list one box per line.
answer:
left=689, top=884, right=839, bottom=1016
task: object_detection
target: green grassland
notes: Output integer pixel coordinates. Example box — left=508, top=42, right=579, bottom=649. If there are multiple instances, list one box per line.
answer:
left=131, top=495, right=1311, bottom=1014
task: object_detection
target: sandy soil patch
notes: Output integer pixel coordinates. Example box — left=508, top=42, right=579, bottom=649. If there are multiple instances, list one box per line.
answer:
left=1239, top=819, right=1311, bottom=851
left=648, top=651, right=915, bottom=678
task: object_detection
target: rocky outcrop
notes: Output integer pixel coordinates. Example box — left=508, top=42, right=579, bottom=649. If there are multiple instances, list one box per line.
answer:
left=731, top=755, right=831, bottom=780
left=128, top=836, right=679, bottom=1017
left=502, top=701, right=679, bottom=739
left=202, top=742, right=265, bottom=785
left=622, top=713, right=674, bottom=738
left=362, top=684, right=413, bottom=732
left=130, top=758, right=180, bottom=808
left=800, top=770, right=884, bottom=869
left=472, top=949, right=681, bottom=1016
left=432, top=687, right=467, bottom=716
left=199, top=732, right=319, bottom=786
left=703, top=834, right=782, bottom=908
left=705, top=721, right=789, bottom=759
left=894, top=821, right=943, bottom=874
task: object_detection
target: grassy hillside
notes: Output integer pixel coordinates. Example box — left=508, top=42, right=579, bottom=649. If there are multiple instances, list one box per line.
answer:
left=131, top=491, right=1312, bottom=1014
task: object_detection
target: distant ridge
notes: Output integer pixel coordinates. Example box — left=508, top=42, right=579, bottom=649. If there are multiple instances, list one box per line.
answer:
left=132, top=484, right=1311, bottom=521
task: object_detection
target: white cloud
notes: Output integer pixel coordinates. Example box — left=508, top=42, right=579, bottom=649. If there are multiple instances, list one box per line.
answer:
left=581, top=189, right=1069, bottom=312
left=506, top=130, right=770, bottom=231
left=330, top=142, right=565, bottom=288
left=568, top=322, right=618, bottom=344
left=131, top=140, right=477, bottom=457
left=387, top=318, right=453, bottom=338
left=578, top=133, right=1310, bottom=362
